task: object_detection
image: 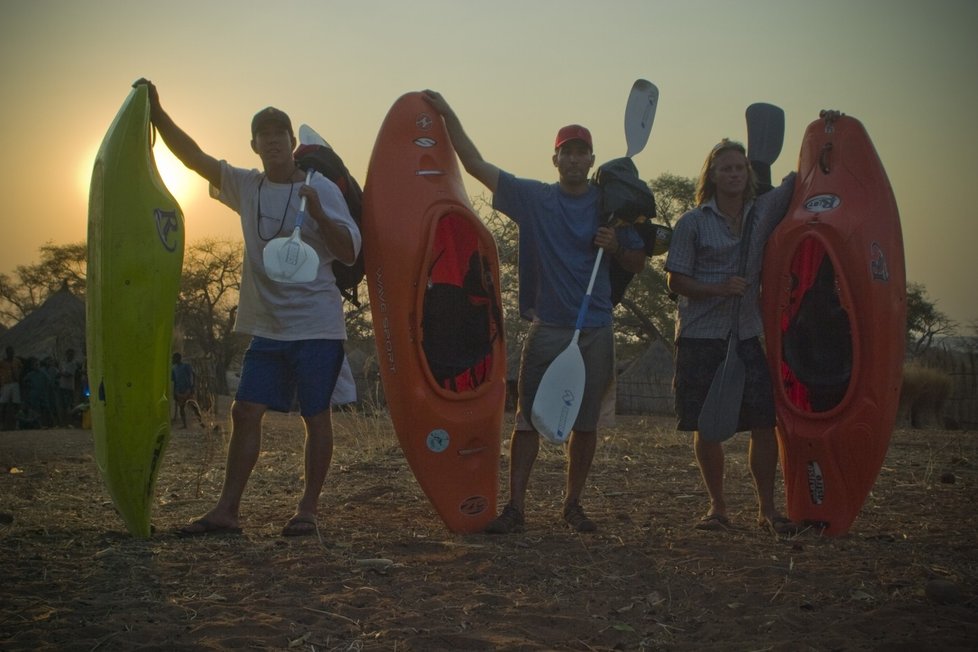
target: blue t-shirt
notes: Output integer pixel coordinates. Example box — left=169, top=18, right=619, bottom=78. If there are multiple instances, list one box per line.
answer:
left=171, top=362, right=195, bottom=394
left=493, top=171, right=642, bottom=328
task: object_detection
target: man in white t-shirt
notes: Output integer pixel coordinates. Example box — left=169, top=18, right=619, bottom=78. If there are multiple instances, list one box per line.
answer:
left=136, top=80, right=361, bottom=538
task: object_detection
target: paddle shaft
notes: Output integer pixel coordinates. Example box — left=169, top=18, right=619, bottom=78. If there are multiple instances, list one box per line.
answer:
left=697, top=103, right=786, bottom=441
left=697, top=206, right=756, bottom=442
left=574, top=80, right=658, bottom=329
left=294, top=122, right=327, bottom=229
left=294, top=169, right=314, bottom=228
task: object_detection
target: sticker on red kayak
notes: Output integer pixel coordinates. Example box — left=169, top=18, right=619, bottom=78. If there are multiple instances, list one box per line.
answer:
left=426, top=428, right=450, bottom=453
left=459, top=495, right=489, bottom=516
left=804, top=194, right=841, bottom=213
left=807, top=461, right=825, bottom=505
left=870, top=242, right=890, bottom=281
left=415, top=113, right=433, bottom=130
left=414, top=137, right=436, bottom=148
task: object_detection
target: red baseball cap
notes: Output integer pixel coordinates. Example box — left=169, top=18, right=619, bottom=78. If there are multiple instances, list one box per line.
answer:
left=554, top=124, right=593, bottom=151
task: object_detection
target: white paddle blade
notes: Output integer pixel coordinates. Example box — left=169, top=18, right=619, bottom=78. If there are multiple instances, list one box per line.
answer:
left=531, top=345, right=586, bottom=445
left=746, top=103, right=785, bottom=166
left=625, top=79, right=659, bottom=157
left=698, top=336, right=746, bottom=443
left=298, top=123, right=330, bottom=148
left=263, top=227, right=319, bottom=283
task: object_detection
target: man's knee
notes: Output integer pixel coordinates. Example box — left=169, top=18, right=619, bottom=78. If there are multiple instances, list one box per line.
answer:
left=302, top=409, right=333, bottom=433
left=231, top=399, right=266, bottom=424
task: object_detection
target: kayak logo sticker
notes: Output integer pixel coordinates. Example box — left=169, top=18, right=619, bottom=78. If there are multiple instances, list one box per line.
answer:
left=459, top=495, right=489, bottom=516
left=807, top=461, right=825, bottom=505
left=414, top=137, right=436, bottom=148
left=415, top=113, right=433, bottom=130
left=155, top=208, right=180, bottom=252
left=804, top=194, right=841, bottom=213
left=552, top=389, right=578, bottom=442
left=427, top=428, right=450, bottom=453
left=870, top=242, right=890, bottom=281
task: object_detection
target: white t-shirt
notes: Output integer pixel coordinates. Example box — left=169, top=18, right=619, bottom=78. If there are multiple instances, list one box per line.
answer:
left=211, top=161, right=361, bottom=340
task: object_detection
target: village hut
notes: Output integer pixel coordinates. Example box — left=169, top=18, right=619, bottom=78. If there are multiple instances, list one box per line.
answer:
left=0, top=283, right=85, bottom=361
left=616, top=338, right=675, bottom=416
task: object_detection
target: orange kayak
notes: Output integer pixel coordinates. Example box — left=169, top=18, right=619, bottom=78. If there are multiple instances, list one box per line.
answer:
left=761, top=114, right=906, bottom=536
left=362, top=92, right=505, bottom=533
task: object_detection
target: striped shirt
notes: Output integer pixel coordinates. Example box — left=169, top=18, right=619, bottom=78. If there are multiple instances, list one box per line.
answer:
left=665, top=173, right=795, bottom=340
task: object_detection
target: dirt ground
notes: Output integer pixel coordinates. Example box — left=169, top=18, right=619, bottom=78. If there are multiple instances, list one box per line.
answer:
left=1, top=401, right=976, bottom=651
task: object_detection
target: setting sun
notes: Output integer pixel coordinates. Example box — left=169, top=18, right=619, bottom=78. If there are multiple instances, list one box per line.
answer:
left=77, top=142, right=99, bottom=211
left=152, top=142, right=197, bottom=211
left=77, top=139, right=197, bottom=215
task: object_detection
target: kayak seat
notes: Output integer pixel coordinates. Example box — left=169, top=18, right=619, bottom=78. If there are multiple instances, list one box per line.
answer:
left=782, top=256, right=852, bottom=412
left=422, top=215, right=503, bottom=392
left=422, top=282, right=492, bottom=391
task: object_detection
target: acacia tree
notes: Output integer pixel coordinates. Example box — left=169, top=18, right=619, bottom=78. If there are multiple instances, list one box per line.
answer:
left=341, top=284, right=376, bottom=345
left=174, top=239, right=246, bottom=398
left=905, top=282, right=956, bottom=357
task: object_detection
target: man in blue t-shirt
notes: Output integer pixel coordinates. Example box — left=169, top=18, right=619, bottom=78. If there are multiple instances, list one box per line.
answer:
left=423, top=90, right=645, bottom=534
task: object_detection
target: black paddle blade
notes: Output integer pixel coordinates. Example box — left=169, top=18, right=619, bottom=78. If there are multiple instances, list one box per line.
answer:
left=698, top=335, right=746, bottom=443
left=746, top=103, right=785, bottom=166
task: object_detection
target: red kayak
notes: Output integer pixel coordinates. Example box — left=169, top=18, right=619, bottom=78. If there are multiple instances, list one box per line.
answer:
left=362, top=92, right=505, bottom=533
left=761, top=113, right=906, bottom=536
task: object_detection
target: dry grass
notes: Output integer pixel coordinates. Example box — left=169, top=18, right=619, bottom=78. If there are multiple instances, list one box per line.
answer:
left=899, top=364, right=954, bottom=429
left=1, top=406, right=976, bottom=651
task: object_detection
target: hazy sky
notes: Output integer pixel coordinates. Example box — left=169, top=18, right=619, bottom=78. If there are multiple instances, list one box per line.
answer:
left=2, top=0, right=975, bottom=331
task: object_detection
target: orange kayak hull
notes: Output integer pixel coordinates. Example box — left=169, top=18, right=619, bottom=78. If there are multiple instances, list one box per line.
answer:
left=362, top=92, right=505, bottom=533
left=761, top=115, right=906, bottom=536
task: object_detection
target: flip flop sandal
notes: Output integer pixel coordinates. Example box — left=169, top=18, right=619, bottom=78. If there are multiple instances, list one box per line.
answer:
left=281, top=515, right=318, bottom=537
left=759, top=516, right=801, bottom=536
left=694, top=513, right=731, bottom=531
left=177, top=518, right=243, bottom=538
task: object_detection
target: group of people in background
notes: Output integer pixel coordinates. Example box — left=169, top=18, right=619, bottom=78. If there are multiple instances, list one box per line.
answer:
left=0, top=346, right=86, bottom=431
left=0, top=343, right=201, bottom=433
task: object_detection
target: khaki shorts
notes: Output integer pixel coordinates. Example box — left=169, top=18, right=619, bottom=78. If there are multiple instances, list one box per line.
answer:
left=515, top=323, right=615, bottom=433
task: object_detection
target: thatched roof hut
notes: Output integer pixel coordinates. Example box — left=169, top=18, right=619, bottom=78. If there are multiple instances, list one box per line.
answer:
left=616, top=338, right=675, bottom=416
left=0, top=283, right=85, bottom=361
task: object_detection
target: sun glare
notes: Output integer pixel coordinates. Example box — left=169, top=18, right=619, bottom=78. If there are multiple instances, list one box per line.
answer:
left=153, top=143, right=197, bottom=210
left=78, top=140, right=198, bottom=213
left=78, top=141, right=100, bottom=204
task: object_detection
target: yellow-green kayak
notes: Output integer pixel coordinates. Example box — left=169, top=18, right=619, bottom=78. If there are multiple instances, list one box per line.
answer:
left=87, top=85, right=184, bottom=537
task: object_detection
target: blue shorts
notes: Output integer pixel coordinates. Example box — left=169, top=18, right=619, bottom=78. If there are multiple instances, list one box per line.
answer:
left=235, top=337, right=345, bottom=417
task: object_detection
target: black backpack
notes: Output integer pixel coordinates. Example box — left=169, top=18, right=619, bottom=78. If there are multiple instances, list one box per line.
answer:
left=294, top=144, right=364, bottom=305
left=592, top=157, right=672, bottom=305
